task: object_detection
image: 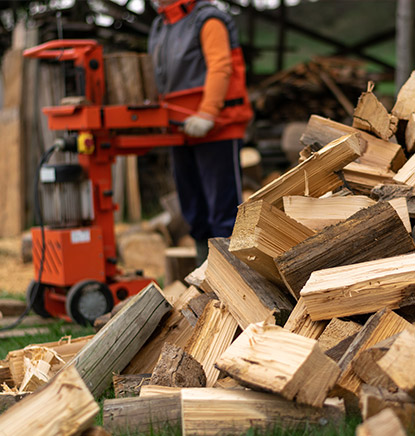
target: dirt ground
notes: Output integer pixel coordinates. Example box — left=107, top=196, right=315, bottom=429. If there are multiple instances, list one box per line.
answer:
left=0, top=235, right=33, bottom=296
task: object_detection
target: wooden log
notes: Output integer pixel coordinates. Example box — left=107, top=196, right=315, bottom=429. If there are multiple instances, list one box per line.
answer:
left=282, top=195, right=376, bottom=231
left=388, top=197, right=411, bottom=232
left=405, top=112, right=415, bottom=152
left=181, top=388, right=345, bottom=436
left=140, top=385, right=182, bottom=397
left=0, top=360, right=13, bottom=387
left=376, top=328, right=415, bottom=398
left=184, top=260, right=208, bottom=289
left=205, top=238, right=294, bottom=330
left=300, top=115, right=406, bottom=172
left=325, top=333, right=359, bottom=363
left=283, top=297, right=328, bottom=340
left=165, top=246, right=197, bottom=286
left=277, top=201, right=415, bottom=299
left=150, top=343, right=206, bottom=388
left=392, top=71, right=415, bottom=120
left=342, top=162, right=396, bottom=195
left=334, top=309, right=411, bottom=396
left=103, top=395, right=181, bottom=434
left=125, top=155, right=141, bottom=222
left=215, top=322, right=340, bottom=407
left=359, top=384, right=415, bottom=431
left=0, top=366, right=99, bottom=436
left=352, top=82, right=398, bottom=140
left=62, top=282, right=171, bottom=396
left=300, top=252, right=415, bottom=321
left=318, top=318, right=362, bottom=353
left=229, top=199, right=314, bottom=290
left=185, top=300, right=238, bottom=387
left=246, top=133, right=361, bottom=209
left=356, top=408, right=406, bottom=436
left=393, top=154, right=415, bottom=186
left=123, top=283, right=197, bottom=375
left=371, top=183, right=415, bottom=218
left=138, top=53, right=159, bottom=103
left=180, top=291, right=212, bottom=327
left=113, top=374, right=151, bottom=398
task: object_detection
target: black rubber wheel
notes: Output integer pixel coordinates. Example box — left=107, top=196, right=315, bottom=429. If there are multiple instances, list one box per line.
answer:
left=65, top=280, right=114, bottom=326
left=26, top=280, right=52, bottom=318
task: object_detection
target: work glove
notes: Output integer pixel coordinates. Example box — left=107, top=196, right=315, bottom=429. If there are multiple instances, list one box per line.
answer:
left=184, top=114, right=214, bottom=138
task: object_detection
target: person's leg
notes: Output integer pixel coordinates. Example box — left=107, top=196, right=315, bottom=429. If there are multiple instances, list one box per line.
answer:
left=194, top=139, right=242, bottom=238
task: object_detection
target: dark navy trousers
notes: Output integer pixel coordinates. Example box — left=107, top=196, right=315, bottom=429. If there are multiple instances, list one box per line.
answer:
left=171, top=139, right=243, bottom=241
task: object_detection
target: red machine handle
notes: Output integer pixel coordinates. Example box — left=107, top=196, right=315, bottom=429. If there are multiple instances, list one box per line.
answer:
left=23, top=39, right=99, bottom=60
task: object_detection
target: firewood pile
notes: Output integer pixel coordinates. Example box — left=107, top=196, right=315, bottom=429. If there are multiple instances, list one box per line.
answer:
left=3, top=74, right=415, bottom=436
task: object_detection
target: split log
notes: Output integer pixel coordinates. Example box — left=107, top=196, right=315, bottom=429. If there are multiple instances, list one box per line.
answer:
left=300, top=115, right=406, bottom=172
left=277, top=201, right=415, bottom=299
left=123, top=282, right=197, bottom=375
left=388, top=197, right=411, bottom=232
left=393, top=154, right=415, bottom=186
left=181, top=388, right=345, bottom=436
left=215, top=322, right=340, bottom=407
left=325, top=333, right=359, bottom=363
left=334, top=309, right=411, bottom=396
left=62, top=282, right=171, bottom=396
left=140, top=385, right=182, bottom=397
left=359, top=384, right=415, bottom=430
left=300, top=252, right=415, bottom=321
left=205, top=238, right=294, bottom=330
left=103, top=395, right=181, bottom=435
left=352, top=82, right=398, bottom=140
left=150, top=343, right=206, bottom=388
left=342, top=162, right=396, bottom=195
left=392, top=71, right=415, bottom=120
left=283, top=297, right=328, bottom=340
left=229, top=199, right=314, bottom=289
left=371, top=184, right=415, bottom=218
left=356, top=408, right=406, bottom=436
left=180, top=291, right=212, bottom=327
left=213, top=377, right=243, bottom=390
left=185, top=300, right=238, bottom=387
left=113, top=374, right=151, bottom=398
left=184, top=260, right=208, bottom=288
left=405, top=112, right=415, bottom=152
left=318, top=318, right=362, bottom=353
left=246, top=133, right=361, bottom=209
left=282, top=195, right=376, bottom=231
left=0, top=366, right=99, bottom=436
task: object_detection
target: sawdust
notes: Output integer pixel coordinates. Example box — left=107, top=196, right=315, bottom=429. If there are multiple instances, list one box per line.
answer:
left=0, top=235, right=33, bottom=296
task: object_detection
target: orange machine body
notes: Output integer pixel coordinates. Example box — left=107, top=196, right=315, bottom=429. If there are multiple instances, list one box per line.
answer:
left=24, top=40, right=186, bottom=323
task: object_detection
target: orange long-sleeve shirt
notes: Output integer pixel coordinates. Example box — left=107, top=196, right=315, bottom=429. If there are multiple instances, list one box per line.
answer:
left=198, top=18, right=233, bottom=119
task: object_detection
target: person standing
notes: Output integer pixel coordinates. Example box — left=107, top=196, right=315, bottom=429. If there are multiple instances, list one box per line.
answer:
left=148, top=0, right=253, bottom=264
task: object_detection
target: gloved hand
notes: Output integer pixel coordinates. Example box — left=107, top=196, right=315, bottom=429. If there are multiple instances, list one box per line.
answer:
left=184, top=114, right=214, bottom=138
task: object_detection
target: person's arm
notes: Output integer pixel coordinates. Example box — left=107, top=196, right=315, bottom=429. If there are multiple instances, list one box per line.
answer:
left=184, top=18, right=232, bottom=137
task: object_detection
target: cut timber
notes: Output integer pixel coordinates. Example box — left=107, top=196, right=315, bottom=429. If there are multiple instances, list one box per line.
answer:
left=283, top=195, right=376, bottom=231
left=62, top=282, right=171, bottom=396
left=184, top=259, right=208, bottom=288
left=372, top=184, right=415, bottom=218
left=406, top=112, right=415, bottom=152
left=342, top=162, right=396, bottom=195
left=181, top=388, right=344, bottom=436
left=318, top=318, right=362, bottom=353
left=246, top=133, right=361, bottom=209
left=393, top=154, right=415, bottom=186
left=103, top=395, right=181, bottom=435
left=392, top=71, right=415, bottom=120
left=377, top=328, right=415, bottom=397
left=150, top=343, right=206, bottom=388
left=334, top=309, right=411, bottom=396
left=0, top=366, right=99, bottom=436
left=388, top=197, right=411, bottom=232
left=300, top=252, right=415, bottom=321
left=359, top=384, right=415, bottom=431
left=126, top=156, right=141, bottom=222
left=140, top=385, right=182, bottom=397
left=205, top=238, right=294, bottom=330
left=325, top=333, right=359, bottom=363
left=283, top=297, right=328, bottom=340
left=103, top=52, right=144, bottom=105
left=352, top=82, right=398, bottom=140
left=113, top=374, right=151, bottom=398
left=277, top=201, right=415, bottom=299
left=123, top=283, right=197, bottom=375
left=215, top=322, right=340, bottom=407
left=356, top=408, right=406, bottom=436
left=181, top=291, right=212, bottom=327
left=229, top=199, right=314, bottom=288
left=185, top=300, right=238, bottom=387
left=165, top=246, right=197, bottom=286
left=300, top=115, right=406, bottom=172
